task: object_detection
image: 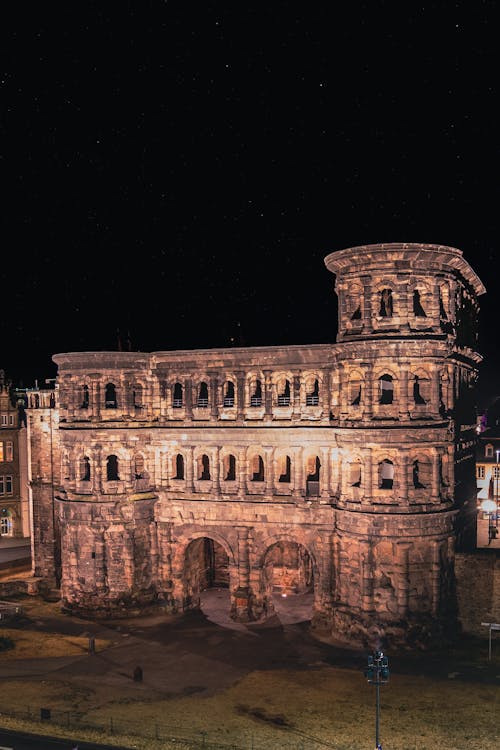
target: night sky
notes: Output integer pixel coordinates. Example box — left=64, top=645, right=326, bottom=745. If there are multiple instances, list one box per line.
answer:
left=2, top=3, right=499, bottom=403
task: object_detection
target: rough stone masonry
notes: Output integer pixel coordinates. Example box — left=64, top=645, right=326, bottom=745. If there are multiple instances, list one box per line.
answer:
left=28, top=243, right=485, bottom=648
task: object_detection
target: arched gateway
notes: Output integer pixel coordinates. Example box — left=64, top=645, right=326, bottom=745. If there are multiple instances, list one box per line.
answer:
left=30, top=243, right=485, bottom=648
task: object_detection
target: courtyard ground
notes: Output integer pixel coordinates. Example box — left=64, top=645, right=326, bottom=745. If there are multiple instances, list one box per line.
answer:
left=0, top=586, right=499, bottom=750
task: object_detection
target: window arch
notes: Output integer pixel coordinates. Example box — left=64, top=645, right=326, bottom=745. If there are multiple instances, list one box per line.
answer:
left=412, top=289, right=427, bottom=317
left=197, top=382, right=209, bottom=408
left=379, top=288, right=394, bottom=317
left=106, top=454, right=120, bottom=481
left=278, top=455, right=291, bottom=482
left=174, top=453, right=184, bottom=479
left=223, top=381, right=235, bottom=408
left=250, top=379, right=262, bottom=407
left=105, top=383, right=117, bottom=409
left=80, top=455, right=91, bottom=482
left=173, top=382, right=183, bottom=408
left=350, top=458, right=362, bottom=487
left=306, top=378, right=319, bottom=406
left=276, top=376, right=291, bottom=407
left=250, top=454, right=265, bottom=481
left=223, top=453, right=236, bottom=481
left=80, top=384, right=89, bottom=409
left=134, top=454, right=145, bottom=479
left=199, top=454, right=211, bottom=480
left=379, top=374, right=394, bottom=404
left=378, top=459, right=394, bottom=489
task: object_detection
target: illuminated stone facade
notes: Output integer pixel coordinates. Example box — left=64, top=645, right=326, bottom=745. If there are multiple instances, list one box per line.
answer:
left=29, top=243, right=485, bottom=647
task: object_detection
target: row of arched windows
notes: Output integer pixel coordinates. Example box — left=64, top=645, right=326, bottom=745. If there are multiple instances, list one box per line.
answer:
left=76, top=452, right=435, bottom=492
left=344, top=280, right=452, bottom=326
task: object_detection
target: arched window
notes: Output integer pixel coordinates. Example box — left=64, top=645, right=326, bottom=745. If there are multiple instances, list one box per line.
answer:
left=351, top=384, right=362, bottom=406
left=0, top=510, right=12, bottom=536
left=198, top=382, right=209, bottom=408
left=278, top=455, right=291, bottom=482
left=105, top=383, right=117, bottom=409
left=80, top=456, right=91, bottom=482
left=175, top=453, right=184, bottom=479
left=80, top=385, right=89, bottom=409
left=413, top=375, right=426, bottom=404
left=106, top=454, right=120, bottom=481
left=250, top=380, right=262, bottom=407
left=199, top=454, right=211, bottom=480
left=413, top=289, right=426, bottom=317
left=173, top=382, right=183, bottom=408
left=134, top=454, right=145, bottom=479
left=412, top=459, right=427, bottom=488
left=379, top=374, right=394, bottom=404
left=379, top=288, right=393, bottom=317
left=224, top=454, right=236, bottom=481
left=251, top=454, right=265, bottom=481
left=350, top=459, right=362, bottom=487
left=306, top=379, right=319, bottom=406
left=224, top=381, right=235, bottom=407
left=379, top=459, right=394, bottom=489
left=132, top=385, right=143, bottom=408
left=306, top=456, right=320, bottom=481
left=277, top=379, right=291, bottom=407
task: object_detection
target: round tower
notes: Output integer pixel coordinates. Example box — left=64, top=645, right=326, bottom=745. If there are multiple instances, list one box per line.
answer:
left=324, top=242, right=485, bottom=646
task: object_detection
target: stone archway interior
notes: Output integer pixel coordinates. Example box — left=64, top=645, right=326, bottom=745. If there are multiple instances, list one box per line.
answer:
left=184, top=537, right=229, bottom=609
left=264, top=541, right=313, bottom=595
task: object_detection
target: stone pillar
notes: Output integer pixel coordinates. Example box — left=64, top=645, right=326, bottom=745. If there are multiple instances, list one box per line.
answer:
left=212, top=447, right=221, bottom=494
left=209, top=373, right=219, bottom=419
left=399, top=367, right=409, bottom=419
left=360, top=539, right=374, bottom=613
left=431, top=540, right=441, bottom=616
left=431, top=448, right=440, bottom=501
left=156, top=521, right=174, bottom=605
left=264, top=447, right=274, bottom=496
left=396, top=542, right=411, bottom=616
left=364, top=363, right=373, bottom=419
left=323, top=368, right=333, bottom=416
left=185, top=446, right=194, bottom=492
left=362, top=447, right=373, bottom=503
left=184, top=378, right=193, bottom=420
left=236, top=371, right=245, bottom=420
left=398, top=449, right=409, bottom=504
left=237, top=448, right=247, bottom=497
left=232, top=526, right=253, bottom=621
left=431, top=367, right=440, bottom=417
left=90, top=376, right=100, bottom=421
left=263, top=370, right=273, bottom=419
left=93, top=445, right=103, bottom=493
left=292, top=447, right=303, bottom=497
left=292, top=373, right=301, bottom=421
left=320, top=446, right=330, bottom=499
left=338, top=363, right=346, bottom=418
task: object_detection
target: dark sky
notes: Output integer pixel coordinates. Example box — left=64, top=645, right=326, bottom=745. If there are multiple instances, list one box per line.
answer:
left=1, top=2, right=499, bottom=400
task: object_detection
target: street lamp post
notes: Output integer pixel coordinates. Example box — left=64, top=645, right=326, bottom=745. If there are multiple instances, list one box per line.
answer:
left=365, top=650, right=389, bottom=750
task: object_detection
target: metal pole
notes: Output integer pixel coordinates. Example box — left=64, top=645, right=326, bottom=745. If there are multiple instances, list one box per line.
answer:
left=489, top=626, right=492, bottom=662
left=375, top=679, right=380, bottom=748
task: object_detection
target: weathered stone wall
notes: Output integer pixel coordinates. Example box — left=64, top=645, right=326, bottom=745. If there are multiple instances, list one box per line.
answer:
left=455, top=551, right=500, bottom=635
left=27, top=243, right=487, bottom=648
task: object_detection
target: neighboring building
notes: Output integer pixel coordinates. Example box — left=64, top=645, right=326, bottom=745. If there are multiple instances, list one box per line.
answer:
left=28, top=243, right=485, bottom=648
left=475, top=425, right=500, bottom=547
left=0, top=370, right=30, bottom=538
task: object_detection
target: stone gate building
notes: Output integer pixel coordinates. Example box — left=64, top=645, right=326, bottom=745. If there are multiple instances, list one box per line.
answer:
left=29, top=243, right=485, bottom=647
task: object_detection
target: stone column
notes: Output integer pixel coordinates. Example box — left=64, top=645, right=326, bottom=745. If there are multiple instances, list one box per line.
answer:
left=362, top=447, right=373, bottom=503
left=292, top=373, right=301, bottom=421
left=212, top=447, right=221, bottom=494
left=236, top=371, right=245, bottom=420
left=90, top=376, right=100, bottom=421
left=93, top=444, right=103, bottom=493
left=399, top=367, right=409, bottom=419
left=398, top=449, right=409, bottom=504
left=292, top=447, right=303, bottom=497
left=359, top=539, right=374, bottom=613
left=264, top=447, right=274, bottom=496
left=364, top=363, right=373, bottom=419
left=237, top=448, right=247, bottom=497
left=396, top=542, right=411, bottom=616
left=431, top=448, right=440, bottom=501
left=232, top=526, right=253, bottom=621
left=320, top=446, right=330, bottom=499
left=263, top=369, right=273, bottom=419
left=209, top=373, right=219, bottom=419
left=184, top=378, right=193, bottom=419
left=156, top=521, right=173, bottom=604
left=338, top=363, right=347, bottom=418
left=323, top=368, right=333, bottom=416
left=431, top=367, right=440, bottom=417
left=185, top=446, right=194, bottom=492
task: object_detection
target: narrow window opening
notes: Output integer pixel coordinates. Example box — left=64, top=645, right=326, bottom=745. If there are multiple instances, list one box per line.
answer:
left=379, top=289, right=393, bottom=317
left=105, top=383, right=117, bottom=409
left=351, top=385, right=361, bottom=406
left=379, top=374, right=394, bottom=404
left=223, top=381, right=235, bottom=407
left=80, top=385, right=89, bottom=409
left=306, top=379, right=319, bottom=406
left=199, top=454, right=211, bottom=480
left=250, top=380, right=262, bottom=407
left=413, top=375, right=426, bottom=405
left=173, top=382, right=183, bottom=408
left=81, top=456, right=91, bottom=482
left=106, top=454, right=120, bottom=481
left=379, top=459, right=394, bottom=489
left=225, top=454, right=236, bottom=481
left=278, top=455, right=291, bottom=483
left=252, top=455, right=265, bottom=481
left=198, top=382, right=209, bottom=408
left=175, top=454, right=184, bottom=479
left=413, top=460, right=426, bottom=488
left=413, top=289, right=426, bottom=317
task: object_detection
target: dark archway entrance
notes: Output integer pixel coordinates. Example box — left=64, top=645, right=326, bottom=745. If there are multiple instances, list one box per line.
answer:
left=183, top=537, right=229, bottom=610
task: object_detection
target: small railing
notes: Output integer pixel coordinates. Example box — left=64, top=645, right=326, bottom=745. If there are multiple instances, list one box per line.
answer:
left=223, top=397, right=235, bottom=407
left=306, top=394, right=319, bottom=406
left=197, top=398, right=209, bottom=408
left=250, top=396, right=262, bottom=407
left=277, top=395, right=290, bottom=407
left=172, top=399, right=183, bottom=408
